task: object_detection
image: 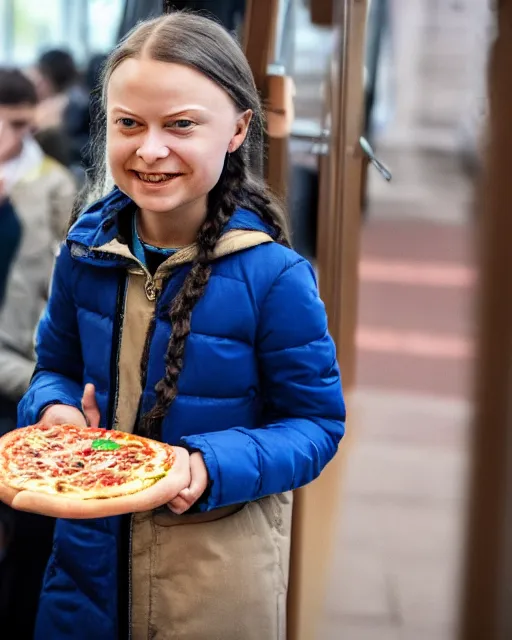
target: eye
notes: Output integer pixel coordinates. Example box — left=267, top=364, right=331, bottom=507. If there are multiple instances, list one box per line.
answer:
left=169, top=119, right=195, bottom=131
left=116, top=117, right=138, bottom=129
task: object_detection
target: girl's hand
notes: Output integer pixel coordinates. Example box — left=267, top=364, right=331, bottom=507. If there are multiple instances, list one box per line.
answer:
left=167, top=452, right=209, bottom=515
left=38, top=383, right=100, bottom=428
left=81, top=383, right=101, bottom=427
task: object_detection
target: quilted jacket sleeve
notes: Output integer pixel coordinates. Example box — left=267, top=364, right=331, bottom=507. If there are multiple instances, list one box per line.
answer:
left=181, top=257, right=345, bottom=510
left=17, top=244, right=84, bottom=427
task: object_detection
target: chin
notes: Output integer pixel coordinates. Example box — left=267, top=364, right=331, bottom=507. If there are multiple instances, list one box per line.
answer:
left=135, top=193, right=183, bottom=214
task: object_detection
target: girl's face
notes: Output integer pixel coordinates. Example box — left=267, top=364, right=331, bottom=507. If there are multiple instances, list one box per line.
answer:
left=106, top=58, right=251, bottom=221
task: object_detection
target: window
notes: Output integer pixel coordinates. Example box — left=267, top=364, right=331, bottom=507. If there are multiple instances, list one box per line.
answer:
left=11, top=0, right=64, bottom=64
left=0, top=0, right=123, bottom=67
left=87, top=0, right=124, bottom=55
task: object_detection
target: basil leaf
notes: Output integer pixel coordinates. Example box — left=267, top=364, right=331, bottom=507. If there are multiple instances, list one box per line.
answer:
left=91, top=439, right=122, bottom=451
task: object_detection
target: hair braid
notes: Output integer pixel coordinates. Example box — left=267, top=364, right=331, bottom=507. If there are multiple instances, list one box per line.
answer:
left=228, top=152, right=291, bottom=248
left=242, top=178, right=291, bottom=248
left=140, top=153, right=244, bottom=438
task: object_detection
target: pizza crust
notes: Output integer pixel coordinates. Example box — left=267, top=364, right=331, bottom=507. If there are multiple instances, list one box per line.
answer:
left=14, top=474, right=156, bottom=499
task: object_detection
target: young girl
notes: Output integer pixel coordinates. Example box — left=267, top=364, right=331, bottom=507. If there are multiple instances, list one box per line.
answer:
left=17, top=12, right=345, bottom=640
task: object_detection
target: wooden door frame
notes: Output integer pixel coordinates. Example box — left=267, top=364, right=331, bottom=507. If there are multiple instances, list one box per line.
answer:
left=243, top=0, right=291, bottom=198
left=316, top=0, right=367, bottom=389
left=458, top=2, right=512, bottom=638
left=287, top=2, right=368, bottom=640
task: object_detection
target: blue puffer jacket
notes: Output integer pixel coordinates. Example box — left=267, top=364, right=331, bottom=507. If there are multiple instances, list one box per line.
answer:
left=18, top=188, right=345, bottom=639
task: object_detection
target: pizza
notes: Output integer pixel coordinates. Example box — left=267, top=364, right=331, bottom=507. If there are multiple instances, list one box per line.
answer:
left=0, top=423, right=175, bottom=499
left=0, top=424, right=184, bottom=519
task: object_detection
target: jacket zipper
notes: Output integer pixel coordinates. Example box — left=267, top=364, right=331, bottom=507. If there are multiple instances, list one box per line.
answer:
left=107, top=274, right=127, bottom=430
left=138, top=264, right=160, bottom=303
left=89, top=246, right=160, bottom=303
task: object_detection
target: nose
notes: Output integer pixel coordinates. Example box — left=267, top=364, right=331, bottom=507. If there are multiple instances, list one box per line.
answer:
left=136, top=130, right=170, bottom=165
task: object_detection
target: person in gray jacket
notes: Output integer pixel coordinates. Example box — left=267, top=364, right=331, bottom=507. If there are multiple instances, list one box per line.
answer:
left=0, top=68, right=76, bottom=433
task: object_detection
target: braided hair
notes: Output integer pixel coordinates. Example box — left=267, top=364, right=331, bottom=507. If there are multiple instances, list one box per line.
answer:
left=75, top=12, right=291, bottom=438
left=142, top=147, right=291, bottom=438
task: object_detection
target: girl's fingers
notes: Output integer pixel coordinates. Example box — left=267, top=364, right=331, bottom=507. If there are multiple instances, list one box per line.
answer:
left=81, top=383, right=100, bottom=428
left=167, top=495, right=190, bottom=515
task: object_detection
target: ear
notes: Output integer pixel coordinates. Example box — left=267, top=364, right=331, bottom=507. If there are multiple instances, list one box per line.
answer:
left=228, top=110, right=253, bottom=153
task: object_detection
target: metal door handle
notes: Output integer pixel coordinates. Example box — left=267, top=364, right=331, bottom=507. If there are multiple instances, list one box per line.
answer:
left=290, top=123, right=393, bottom=178
left=359, top=136, right=392, bottom=181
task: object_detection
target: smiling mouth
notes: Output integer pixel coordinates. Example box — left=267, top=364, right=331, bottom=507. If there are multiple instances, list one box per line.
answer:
left=134, top=171, right=184, bottom=183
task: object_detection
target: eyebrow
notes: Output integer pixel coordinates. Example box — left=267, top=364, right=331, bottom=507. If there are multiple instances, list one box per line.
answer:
left=111, top=105, right=210, bottom=118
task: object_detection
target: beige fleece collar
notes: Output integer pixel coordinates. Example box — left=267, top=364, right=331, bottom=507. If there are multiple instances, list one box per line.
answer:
left=92, top=228, right=274, bottom=279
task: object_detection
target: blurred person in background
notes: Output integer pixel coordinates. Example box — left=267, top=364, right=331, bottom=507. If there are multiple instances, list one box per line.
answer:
left=28, top=49, right=90, bottom=182
left=79, top=53, right=109, bottom=172
left=0, top=67, right=76, bottom=639
left=30, top=48, right=82, bottom=131
left=0, top=68, right=76, bottom=434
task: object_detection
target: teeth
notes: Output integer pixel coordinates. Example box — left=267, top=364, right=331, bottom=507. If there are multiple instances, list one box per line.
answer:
left=137, top=173, right=174, bottom=183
